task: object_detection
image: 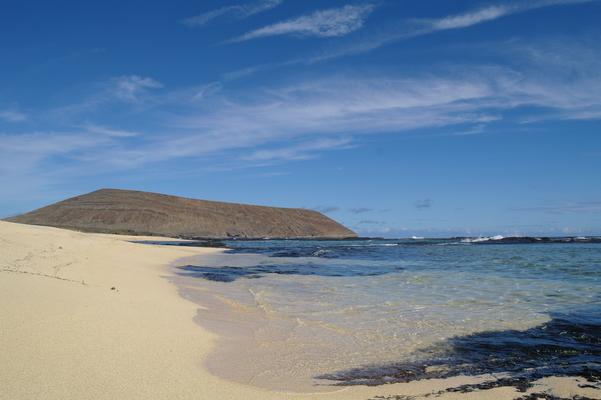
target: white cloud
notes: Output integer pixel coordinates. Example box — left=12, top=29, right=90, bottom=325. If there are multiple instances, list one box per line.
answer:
left=0, top=132, right=109, bottom=155
left=182, top=0, right=283, bottom=27
left=223, top=0, right=598, bottom=74
left=45, top=75, right=164, bottom=121
left=244, top=137, right=353, bottom=162
left=192, top=82, right=223, bottom=100
left=0, top=110, right=27, bottom=122
left=83, top=124, right=142, bottom=137
left=428, top=5, right=510, bottom=30
left=230, top=4, right=375, bottom=43
left=422, top=0, right=596, bottom=33
left=112, top=75, right=163, bottom=102
left=78, top=49, right=599, bottom=169
left=0, top=131, right=109, bottom=185
left=152, top=39, right=601, bottom=165
left=3, top=40, right=600, bottom=183
left=172, top=75, right=495, bottom=139
left=48, top=73, right=479, bottom=168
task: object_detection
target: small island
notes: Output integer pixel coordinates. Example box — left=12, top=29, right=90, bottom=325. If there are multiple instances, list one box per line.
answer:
left=6, top=188, right=356, bottom=239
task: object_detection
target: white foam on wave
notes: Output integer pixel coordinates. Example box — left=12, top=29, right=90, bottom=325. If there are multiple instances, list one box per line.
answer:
left=345, top=243, right=398, bottom=247
left=461, top=235, right=505, bottom=243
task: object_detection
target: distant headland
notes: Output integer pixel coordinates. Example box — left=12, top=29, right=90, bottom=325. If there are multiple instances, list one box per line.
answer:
left=6, top=188, right=357, bottom=239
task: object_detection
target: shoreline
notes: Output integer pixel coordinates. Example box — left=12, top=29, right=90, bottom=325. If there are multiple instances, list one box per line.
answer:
left=169, top=246, right=601, bottom=398
left=1, top=221, right=599, bottom=399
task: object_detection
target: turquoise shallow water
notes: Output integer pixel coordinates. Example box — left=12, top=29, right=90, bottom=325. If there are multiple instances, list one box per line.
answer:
left=171, top=238, right=601, bottom=391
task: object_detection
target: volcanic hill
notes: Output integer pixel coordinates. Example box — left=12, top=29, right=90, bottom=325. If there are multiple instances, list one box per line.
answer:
left=6, top=189, right=356, bottom=239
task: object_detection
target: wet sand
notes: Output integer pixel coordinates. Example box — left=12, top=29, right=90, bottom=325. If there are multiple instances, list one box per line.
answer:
left=1, top=220, right=599, bottom=399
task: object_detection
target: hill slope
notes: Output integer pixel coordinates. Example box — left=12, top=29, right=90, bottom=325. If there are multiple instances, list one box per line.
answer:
left=7, top=189, right=356, bottom=239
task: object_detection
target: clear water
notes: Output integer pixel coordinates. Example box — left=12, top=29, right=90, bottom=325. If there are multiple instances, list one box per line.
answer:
left=170, top=239, right=601, bottom=392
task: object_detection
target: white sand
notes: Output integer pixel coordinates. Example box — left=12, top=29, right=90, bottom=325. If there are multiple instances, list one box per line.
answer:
left=1, top=221, right=599, bottom=400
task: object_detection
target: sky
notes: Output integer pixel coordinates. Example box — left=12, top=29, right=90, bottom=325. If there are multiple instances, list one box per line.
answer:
left=1, top=0, right=600, bottom=237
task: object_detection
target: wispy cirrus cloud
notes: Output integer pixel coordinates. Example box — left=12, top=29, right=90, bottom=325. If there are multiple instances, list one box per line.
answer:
left=4, top=40, right=600, bottom=189
left=182, top=0, right=283, bottom=27
left=112, top=75, right=163, bottom=102
left=0, top=110, right=27, bottom=123
left=223, top=0, right=598, bottom=75
left=192, top=82, right=223, bottom=100
left=420, top=0, right=596, bottom=32
left=35, top=73, right=489, bottom=169
left=52, top=42, right=601, bottom=169
left=47, top=75, right=164, bottom=120
left=83, top=124, right=142, bottom=138
left=322, top=0, right=600, bottom=60
left=427, top=5, right=509, bottom=31
left=244, top=137, right=352, bottom=162
left=0, top=131, right=109, bottom=159
left=229, top=4, right=375, bottom=43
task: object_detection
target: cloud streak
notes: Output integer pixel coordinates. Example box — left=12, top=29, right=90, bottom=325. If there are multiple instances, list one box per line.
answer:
left=112, top=75, right=163, bottom=102
left=0, top=131, right=110, bottom=174
left=244, top=138, right=352, bottom=162
left=83, top=124, right=142, bottom=138
left=0, top=110, right=27, bottom=123
left=182, top=0, right=283, bottom=27
left=428, top=5, right=509, bottom=30
left=336, top=0, right=599, bottom=59
left=224, top=0, right=598, bottom=75
left=421, top=0, right=596, bottom=32
left=3, top=40, right=600, bottom=190
left=229, top=4, right=375, bottom=43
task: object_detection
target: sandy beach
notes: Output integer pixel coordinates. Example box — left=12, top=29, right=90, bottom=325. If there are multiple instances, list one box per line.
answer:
left=1, top=220, right=599, bottom=400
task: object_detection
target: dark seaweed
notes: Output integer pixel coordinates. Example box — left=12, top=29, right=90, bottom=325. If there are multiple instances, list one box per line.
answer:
left=176, top=263, right=403, bottom=282
left=318, top=314, right=601, bottom=389
left=515, top=395, right=597, bottom=400
left=132, top=240, right=227, bottom=247
left=369, top=395, right=597, bottom=400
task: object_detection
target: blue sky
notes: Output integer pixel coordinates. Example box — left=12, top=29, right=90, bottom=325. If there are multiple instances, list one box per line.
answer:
left=1, top=0, right=600, bottom=237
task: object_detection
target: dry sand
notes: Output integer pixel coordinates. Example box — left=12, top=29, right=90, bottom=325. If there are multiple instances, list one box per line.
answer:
left=1, top=220, right=599, bottom=400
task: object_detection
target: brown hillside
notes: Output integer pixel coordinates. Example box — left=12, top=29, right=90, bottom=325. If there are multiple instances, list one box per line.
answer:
left=6, top=189, right=356, bottom=239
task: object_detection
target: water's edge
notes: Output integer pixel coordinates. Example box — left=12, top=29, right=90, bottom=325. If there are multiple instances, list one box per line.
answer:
left=164, top=240, right=601, bottom=395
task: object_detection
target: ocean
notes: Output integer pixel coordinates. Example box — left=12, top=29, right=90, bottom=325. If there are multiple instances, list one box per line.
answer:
left=168, top=237, right=601, bottom=392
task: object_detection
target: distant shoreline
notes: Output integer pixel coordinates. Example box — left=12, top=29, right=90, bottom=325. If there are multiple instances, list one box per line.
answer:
left=132, top=235, right=601, bottom=246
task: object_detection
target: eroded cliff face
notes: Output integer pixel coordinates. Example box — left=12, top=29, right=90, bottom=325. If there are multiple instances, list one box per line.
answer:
left=7, top=188, right=356, bottom=239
